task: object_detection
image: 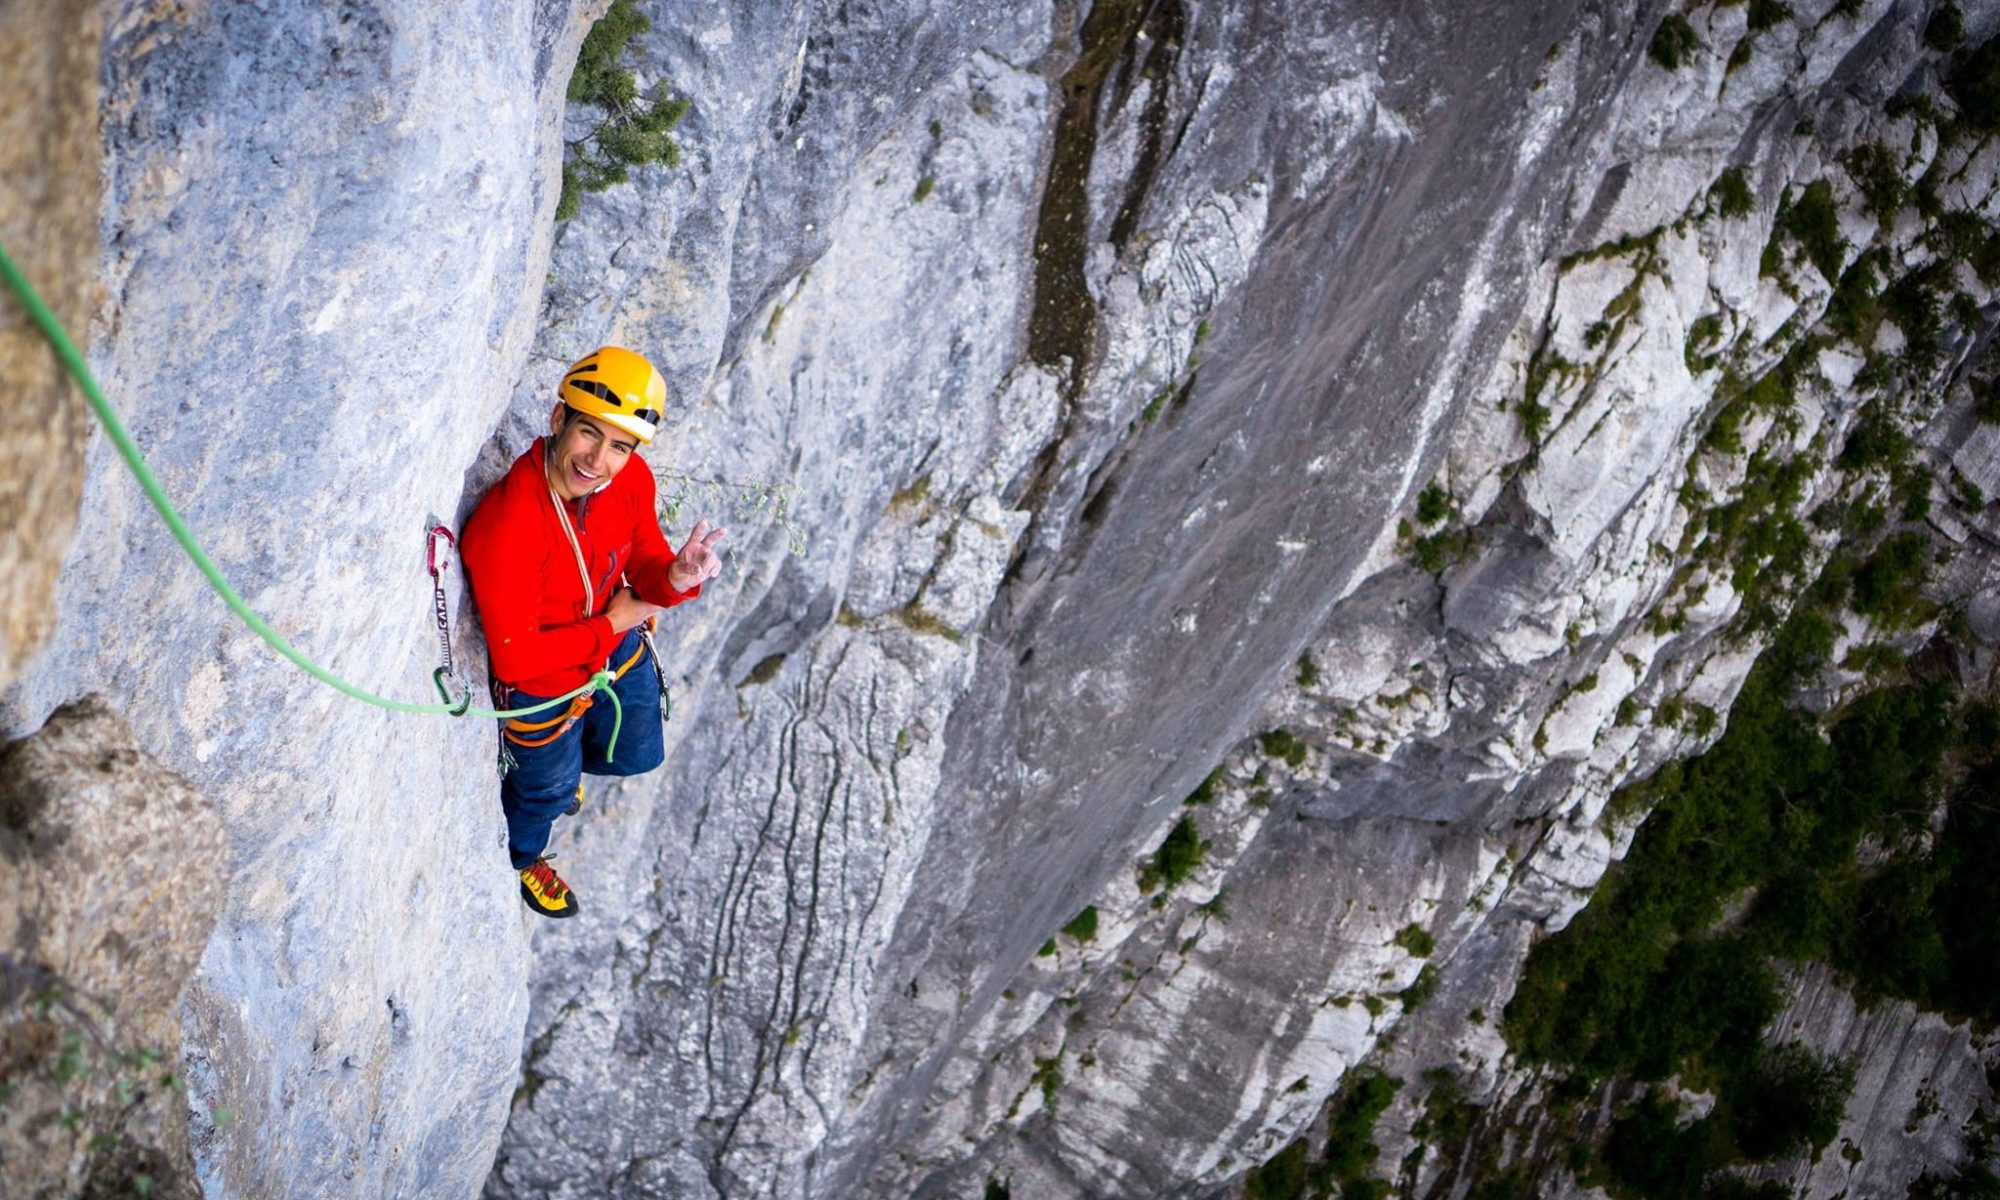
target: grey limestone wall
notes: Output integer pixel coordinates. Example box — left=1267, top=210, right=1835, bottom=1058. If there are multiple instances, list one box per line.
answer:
left=4, top=1, right=1997, bottom=1198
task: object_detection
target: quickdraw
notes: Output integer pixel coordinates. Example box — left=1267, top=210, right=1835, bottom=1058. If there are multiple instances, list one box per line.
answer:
left=426, top=525, right=472, bottom=715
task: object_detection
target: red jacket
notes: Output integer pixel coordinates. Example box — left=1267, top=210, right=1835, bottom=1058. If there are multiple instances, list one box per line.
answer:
left=461, top=439, right=699, bottom=693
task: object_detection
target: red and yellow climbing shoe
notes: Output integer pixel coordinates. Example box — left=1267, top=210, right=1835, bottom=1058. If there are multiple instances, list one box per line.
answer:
left=519, top=855, right=579, bottom=919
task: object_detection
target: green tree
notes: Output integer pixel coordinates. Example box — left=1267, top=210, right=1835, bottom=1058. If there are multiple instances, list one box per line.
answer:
left=559, top=0, right=689, bottom=220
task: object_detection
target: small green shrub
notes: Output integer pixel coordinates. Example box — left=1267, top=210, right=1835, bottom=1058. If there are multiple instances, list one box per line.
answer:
left=1686, top=313, right=1726, bottom=371
left=1838, top=408, right=1911, bottom=470
left=1411, top=527, right=1471, bottom=574
left=1416, top=482, right=1453, bottom=527
left=912, top=175, right=936, bottom=203
left=1727, top=1043, right=1855, bottom=1159
left=1195, top=889, right=1231, bottom=923
left=1137, top=816, right=1207, bottom=893
left=1394, top=923, right=1436, bottom=957
left=1884, top=264, right=1952, bottom=371
left=1061, top=906, right=1099, bottom=942
left=1926, top=1, right=1965, bottom=51
left=1848, top=532, right=1931, bottom=628
left=1909, top=1164, right=2000, bottom=1200
left=1183, top=768, right=1224, bottom=806
left=1559, top=228, right=1664, bottom=270
left=1779, top=179, right=1847, bottom=283
left=1648, top=14, right=1701, bottom=70
left=1824, top=251, right=1883, bottom=343
left=1296, top=653, right=1321, bottom=688
left=1243, top=1139, right=1312, bottom=1200
left=1845, top=141, right=1908, bottom=221
left=1927, top=210, right=2000, bottom=286
left=1703, top=399, right=1746, bottom=455
left=1746, top=0, right=1790, bottom=32
left=1030, top=1054, right=1064, bottom=1113
left=1513, top=392, right=1552, bottom=446
left=1840, top=642, right=1906, bottom=676
left=1259, top=730, right=1309, bottom=768
left=1036, top=938, right=1057, bottom=957
left=1399, top=965, right=1439, bottom=1011
left=1975, top=376, right=2000, bottom=424
left=1895, top=464, right=1933, bottom=521
left=1600, top=1091, right=1725, bottom=1200
left=1324, top=1071, right=1403, bottom=1183
left=1947, top=36, right=2000, bottom=133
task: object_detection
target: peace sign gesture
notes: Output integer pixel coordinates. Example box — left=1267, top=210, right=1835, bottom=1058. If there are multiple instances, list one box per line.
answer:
left=668, top=518, right=728, bottom=591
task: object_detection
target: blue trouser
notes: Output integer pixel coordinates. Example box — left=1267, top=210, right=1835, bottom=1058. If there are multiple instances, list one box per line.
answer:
left=498, top=627, right=665, bottom=869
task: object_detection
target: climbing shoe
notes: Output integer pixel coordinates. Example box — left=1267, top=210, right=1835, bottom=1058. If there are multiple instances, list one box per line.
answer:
left=519, top=855, right=579, bottom=919
left=567, top=781, right=583, bottom=817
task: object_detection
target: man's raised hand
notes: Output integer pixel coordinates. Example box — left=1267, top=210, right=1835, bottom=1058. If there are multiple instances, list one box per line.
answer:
left=669, top=519, right=728, bottom=590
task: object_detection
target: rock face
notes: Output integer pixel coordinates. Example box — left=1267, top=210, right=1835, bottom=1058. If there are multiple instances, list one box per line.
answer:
left=3, top=3, right=609, bottom=1197
left=4, top=1, right=1999, bottom=1199
left=495, top=0, right=2000, bottom=1197
left=0, top=0, right=103, bottom=689
left=0, top=698, right=224, bottom=1200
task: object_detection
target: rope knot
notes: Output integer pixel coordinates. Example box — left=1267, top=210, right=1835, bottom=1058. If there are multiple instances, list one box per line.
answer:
left=590, top=669, right=616, bottom=692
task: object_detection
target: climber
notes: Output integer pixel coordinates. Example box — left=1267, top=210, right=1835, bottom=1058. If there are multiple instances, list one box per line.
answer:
left=460, top=346, right=725, bottom=919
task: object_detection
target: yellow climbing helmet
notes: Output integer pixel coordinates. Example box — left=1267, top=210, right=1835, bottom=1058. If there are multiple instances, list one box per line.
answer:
left=559, top=346, right=667, bottom=443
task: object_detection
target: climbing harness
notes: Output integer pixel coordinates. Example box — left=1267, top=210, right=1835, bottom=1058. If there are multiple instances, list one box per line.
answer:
left=0, top=241, right=632, bottom=757
left=497, top=619, right=653, bottom=751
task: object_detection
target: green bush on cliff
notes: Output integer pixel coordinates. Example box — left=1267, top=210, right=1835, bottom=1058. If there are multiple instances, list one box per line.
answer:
left=1927, top=1, right=1965, bottom=51
left=1711, top=167, right=1755, bottom=219
left=1060, top=906, right=1099, bottom=942
left=1946, top=34, right=2000, bottom=132
left=1746, top=0, right=1791, bottom=33
left=1504, top=651, right=1963, bottom=1077
left=1648, top=15, right=1701, bottom=70
left=1243, top=1070, right=1403, bottom=1200
left=1847, top=531, right=1932, bottom=628
left=1597, top=1045, right=1853, bottom=1200
left=1137, top=816, right=1207, bottom=893
left=1501, top=558, right=2000, bottom=1190
left=558, top=0, right=690, bottom=221
left=1779, top=180, right=1847, bottom=283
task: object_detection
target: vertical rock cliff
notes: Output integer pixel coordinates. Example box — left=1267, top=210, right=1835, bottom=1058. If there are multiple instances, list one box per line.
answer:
left=494, top=0, right=2000, bottom=1196
left=3, top=1, right=1996, bottom=1198
left=0, top=0, right=104, bottom=688
left=5, top=3, right=608, bottom=1196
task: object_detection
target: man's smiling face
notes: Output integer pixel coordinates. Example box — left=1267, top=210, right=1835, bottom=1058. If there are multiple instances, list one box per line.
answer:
left=546, top=403, right=640, bottom=500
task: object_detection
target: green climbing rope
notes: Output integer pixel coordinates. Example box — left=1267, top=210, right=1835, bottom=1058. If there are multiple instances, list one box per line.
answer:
left=0, top=240, right=625, bottom=757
